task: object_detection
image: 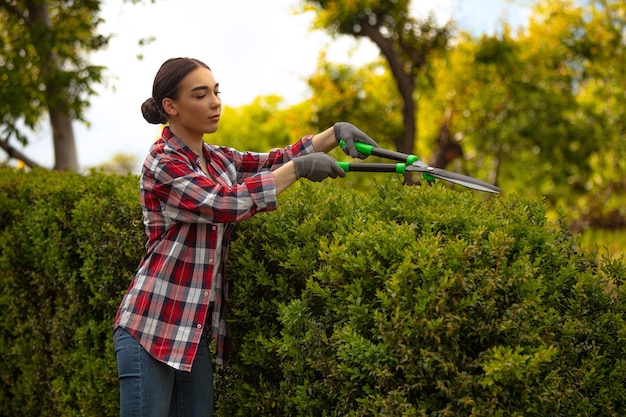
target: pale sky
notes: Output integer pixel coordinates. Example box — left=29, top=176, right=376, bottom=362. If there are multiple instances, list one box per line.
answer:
left=15, top=0, right=531, bottom=171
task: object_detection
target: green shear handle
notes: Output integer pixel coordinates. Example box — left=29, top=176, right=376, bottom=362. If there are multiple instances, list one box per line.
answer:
left=340, top=140, right=419, bottom=165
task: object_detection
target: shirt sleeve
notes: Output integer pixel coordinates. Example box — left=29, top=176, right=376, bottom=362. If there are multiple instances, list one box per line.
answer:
left=145, top=153, right=277, bottom=225
left=219, top=135, right=316, bottom=183
left=143, top=134, right=315, bottom=225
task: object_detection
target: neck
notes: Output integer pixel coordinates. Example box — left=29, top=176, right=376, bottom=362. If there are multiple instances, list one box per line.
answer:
left=168, top=125, right=204, bottom=156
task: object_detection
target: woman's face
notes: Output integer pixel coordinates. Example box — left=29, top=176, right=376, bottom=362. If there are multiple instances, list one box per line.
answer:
left=163, top=66, right=221, bottom=138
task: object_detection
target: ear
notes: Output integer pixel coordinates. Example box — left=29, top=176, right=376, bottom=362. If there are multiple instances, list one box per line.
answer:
left=162, top=97, right=177, bottom=117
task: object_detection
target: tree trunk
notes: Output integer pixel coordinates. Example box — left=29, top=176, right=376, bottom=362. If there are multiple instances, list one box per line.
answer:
left=358, top=23, right=418, bottom=183
left=429, top=108, right=463, bottom=169
left=49, top=107, right=78, bottom=171
left=27, top=0, right=79, bottom=171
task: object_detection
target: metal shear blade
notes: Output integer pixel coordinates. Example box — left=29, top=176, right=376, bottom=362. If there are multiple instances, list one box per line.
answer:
left=405, top=164, right=502, bottom=194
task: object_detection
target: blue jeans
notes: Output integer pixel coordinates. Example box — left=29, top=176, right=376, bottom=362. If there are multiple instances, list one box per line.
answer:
left=113, top=327, right=214, bottom=417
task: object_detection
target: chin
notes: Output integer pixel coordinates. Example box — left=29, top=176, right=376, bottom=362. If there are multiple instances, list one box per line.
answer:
left=206, top=121, right=219, bottom=133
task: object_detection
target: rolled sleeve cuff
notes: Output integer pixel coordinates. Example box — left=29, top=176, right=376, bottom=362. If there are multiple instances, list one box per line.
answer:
left=299, top=135, right=316, bottom=156
left=244, top=172, right=278, bottom=212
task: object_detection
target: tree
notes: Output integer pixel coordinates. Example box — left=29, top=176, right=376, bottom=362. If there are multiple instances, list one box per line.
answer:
left=556, top=0, right=626, bottom=230
left=419, top=0, right=626, bottom=228
left=302, top=0, right=453, bottom=163
left=0, top=0, right=150, bottom=171
left=306, top=53, right=404, bottom=148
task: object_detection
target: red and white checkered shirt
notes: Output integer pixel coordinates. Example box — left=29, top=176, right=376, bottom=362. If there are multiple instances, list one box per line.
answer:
left=114, top=127, right=314, bottom=371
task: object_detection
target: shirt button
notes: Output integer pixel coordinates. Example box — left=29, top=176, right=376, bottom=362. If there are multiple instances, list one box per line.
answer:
left=197, top=324, right=202, bottom=329
left=208, top=259, right=214, bottom=264
left=204, top=291, right=209, bottom=297
left=212, top=225, right=217, bottom=231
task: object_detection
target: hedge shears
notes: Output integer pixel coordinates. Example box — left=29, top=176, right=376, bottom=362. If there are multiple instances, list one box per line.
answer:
left=336, top=141, right=501, bottom=194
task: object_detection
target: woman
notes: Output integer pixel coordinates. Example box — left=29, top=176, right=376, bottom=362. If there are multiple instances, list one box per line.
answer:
left=113, top=57, right=378, bottom=417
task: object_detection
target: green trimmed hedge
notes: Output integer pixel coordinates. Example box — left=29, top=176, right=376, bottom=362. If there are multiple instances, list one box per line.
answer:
left=218, top=180, right=626, bottom=416
left=0, top=168, right=143, bottom=417
left=1, top=168, right=625, bottom=416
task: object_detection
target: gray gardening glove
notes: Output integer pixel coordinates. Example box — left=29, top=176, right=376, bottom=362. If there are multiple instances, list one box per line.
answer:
left=293, top=153, right=346, bottom=182
left=333, top=122, right=379, bottom=159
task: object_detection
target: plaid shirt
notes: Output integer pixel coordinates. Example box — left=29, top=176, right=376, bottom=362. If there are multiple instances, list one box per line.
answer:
left=114, top=127, right=314, bottom=371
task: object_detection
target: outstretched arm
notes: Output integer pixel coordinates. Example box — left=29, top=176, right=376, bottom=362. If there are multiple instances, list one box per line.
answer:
left=272, top=123, right=378, bottom=194
left=273, top=161, right=298, bottom=195
left=272, top=127, right=336, bottom=194
left=311, top=126, right=338, bottom=153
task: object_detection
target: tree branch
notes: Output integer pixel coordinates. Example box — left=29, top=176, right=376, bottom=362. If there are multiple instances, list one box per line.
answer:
left=358, top=21, right=411, bottom=89
left=0, top=139, right=41, bottom=169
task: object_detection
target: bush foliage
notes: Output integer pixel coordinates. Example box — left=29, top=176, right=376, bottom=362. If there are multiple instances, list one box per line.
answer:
left=0, top=168, right=144, bottom=417
left=0, top=168, right=625, bottom=416
left=218, top=180, right=626, bottom=416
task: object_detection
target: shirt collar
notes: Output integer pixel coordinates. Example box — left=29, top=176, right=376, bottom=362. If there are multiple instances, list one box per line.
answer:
left=162, top=126, right=205, bottom=163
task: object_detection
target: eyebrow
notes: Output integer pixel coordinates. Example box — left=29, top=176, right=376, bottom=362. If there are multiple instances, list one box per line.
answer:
left=191, top=83, right=219, bottom=92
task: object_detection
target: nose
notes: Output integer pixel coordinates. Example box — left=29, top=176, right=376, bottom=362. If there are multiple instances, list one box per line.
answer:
left=210, top=93, right=221, bottom=109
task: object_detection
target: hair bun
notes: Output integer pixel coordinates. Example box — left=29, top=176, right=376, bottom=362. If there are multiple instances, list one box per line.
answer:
left=141, top=97, right=167, bottom=125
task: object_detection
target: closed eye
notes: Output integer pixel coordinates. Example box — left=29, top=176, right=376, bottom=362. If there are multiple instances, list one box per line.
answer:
left=191, top=84, right=220, bottom=100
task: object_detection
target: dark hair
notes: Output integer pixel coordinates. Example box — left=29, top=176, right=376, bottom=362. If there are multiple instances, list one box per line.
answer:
left=141, top=57, right=211, bottom=124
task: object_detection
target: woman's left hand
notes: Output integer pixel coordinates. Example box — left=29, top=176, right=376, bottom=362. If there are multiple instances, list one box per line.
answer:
left=333, top=122, right=379, bottom=159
